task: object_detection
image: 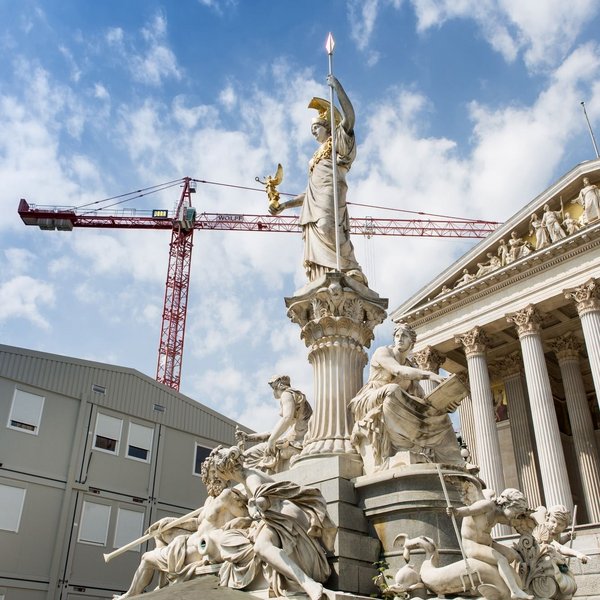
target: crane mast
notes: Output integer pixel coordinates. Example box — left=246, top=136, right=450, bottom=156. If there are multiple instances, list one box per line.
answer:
left=156, top=177, right=195, bottom=390
left=18, top=178, right=500, bottom=392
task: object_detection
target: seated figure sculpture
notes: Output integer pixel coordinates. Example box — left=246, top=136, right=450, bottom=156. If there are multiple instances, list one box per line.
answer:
left=349, top=321, right=466, bottom=473
left=200, top=445, right=336, bottom=600
left=236, top=375, right=312, bottom=473
left=114, top=485, right=249, bottom=598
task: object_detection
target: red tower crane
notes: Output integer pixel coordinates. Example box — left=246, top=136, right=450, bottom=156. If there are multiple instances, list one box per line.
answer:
left=18, top=176, right=500, bottom=391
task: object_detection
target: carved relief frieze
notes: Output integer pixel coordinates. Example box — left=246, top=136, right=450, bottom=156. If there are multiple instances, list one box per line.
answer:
left=427, top=178, right=600, bottom=303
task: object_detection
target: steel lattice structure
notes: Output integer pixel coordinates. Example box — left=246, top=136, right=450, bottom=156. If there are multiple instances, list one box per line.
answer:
left=18, top=177, right=499, bottom=391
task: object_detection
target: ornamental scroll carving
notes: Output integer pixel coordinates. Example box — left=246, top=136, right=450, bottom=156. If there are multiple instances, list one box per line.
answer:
left=286, top=275, right=388, bottom=349
left=549, top=333, right=583, bottom=362
left=564, top=278, right=600, bottom=316
left=506, top=304, right=543, bottom=337
left=412, top=346, right=446, bottom=373
left=490, top=351, right=523, bottom=379
left=454, top=326, right=491, bottom=357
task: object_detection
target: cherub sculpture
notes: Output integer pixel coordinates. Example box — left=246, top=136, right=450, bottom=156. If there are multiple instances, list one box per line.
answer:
left=515, top=504, right=588, bottom=600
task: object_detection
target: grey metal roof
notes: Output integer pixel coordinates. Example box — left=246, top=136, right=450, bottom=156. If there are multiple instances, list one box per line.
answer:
left=0, top=343, right=248, bottom=441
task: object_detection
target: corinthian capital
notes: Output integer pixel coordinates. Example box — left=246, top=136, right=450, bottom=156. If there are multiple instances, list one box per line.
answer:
left=489, top=351, right=523, bottom=379
left=412, top=346, right=446, bottom=373
left=564, top=278, right=600, bottom=316
left=455, top=326, right=490, bottom=357
left=506, top=304, right=543, bottom=337
left=549, top=333, right=583, bottom=362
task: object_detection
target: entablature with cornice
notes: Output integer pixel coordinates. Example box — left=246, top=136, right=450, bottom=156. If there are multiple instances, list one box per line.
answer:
left=392, top=158, right=600, bottom=325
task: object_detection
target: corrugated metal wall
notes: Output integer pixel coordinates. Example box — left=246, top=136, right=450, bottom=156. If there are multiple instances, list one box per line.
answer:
left=0, top=344, right=244, bottom=443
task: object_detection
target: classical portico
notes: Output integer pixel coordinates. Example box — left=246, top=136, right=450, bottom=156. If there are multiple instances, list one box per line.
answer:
left=392, top=159, right=600, bottom=524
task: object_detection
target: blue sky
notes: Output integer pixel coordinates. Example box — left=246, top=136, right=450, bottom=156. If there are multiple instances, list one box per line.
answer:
left=2, top=0, right=600, bottom=431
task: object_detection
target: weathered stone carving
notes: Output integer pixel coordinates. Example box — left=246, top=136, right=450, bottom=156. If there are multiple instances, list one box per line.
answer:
left=549, top=333, right=582, bottom=362
left=561, top=211, right=580, bottom=236
left=529, top=213, right=550, bottom=250
left=564, top=277, right=600, bottom=316
left=508, top=231, right=533, bottom=263
left=516, top=505, right=588, bottom=600
left=349, top=322, right=467, bottom=473
left=455, top=325, right=491, bottom=357
left=498, top=238, right=510, bottom=266
left=391, top=488, right=536, bottom=600
left=455, top=267, right=477, bottom=288
left=506, top=304, right=543, bottom=337
left=476, top=252, right=503, bottom=277
left=387, top=494, right=590, bottom=600
left=236, top=375, right=312, bottom=474
left=412, top=345, right=446, bottom=373
left=541, top=204, right=567, bottom=243
left=490, top=351, right=523, bottom=378
left=200, top=445, right=336, bottom=600
left=114, top=487, right=250, bottom=598
left=572, top=177, right=600, bottom=225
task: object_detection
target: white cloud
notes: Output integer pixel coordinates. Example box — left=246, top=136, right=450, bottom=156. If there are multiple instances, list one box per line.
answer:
left=409, top=0, right=600, bottom=69
left=0, top=276, right=55, bottom=329
left=4, top=248, right=36, bottom=276
left=93, top=83, right=109, bottom=101
left=131, top=13, right=181, bottom=85
left=345, top=43, right=600, bottom=308
left=196, top=0, right=238, bottom=14
left=219, top=84, right=237, bottom=111
left=345, top=0, right=600, bottom=70
left=349, top=0, right=381, bottom=51
left=105, top=27, right=124, bottom=46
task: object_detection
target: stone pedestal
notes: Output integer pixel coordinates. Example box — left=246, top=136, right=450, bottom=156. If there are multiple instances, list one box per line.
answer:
left=354, top=464, right=483, bottom=577
left=285, top=273, right=388, bottom=458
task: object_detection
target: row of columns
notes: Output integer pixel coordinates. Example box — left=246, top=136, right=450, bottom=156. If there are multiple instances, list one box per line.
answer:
left=416, top=278, right=600, bottom=523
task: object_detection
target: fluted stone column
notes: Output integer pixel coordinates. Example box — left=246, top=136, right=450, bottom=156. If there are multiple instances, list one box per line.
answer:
left=565, top=278, right=600, bottom=409
left=455, top=327, right=506, bottom=494
left=550, top=333, right=600, bottom=522
left=285, top=273, right=387, bottom=458
left=413, top=346, right=446, bottom=396
left=491, top=352, right=542, bottom=507
left=457, top=393, right=478, bottom=466
left=506, top=305, right=573, bottom=511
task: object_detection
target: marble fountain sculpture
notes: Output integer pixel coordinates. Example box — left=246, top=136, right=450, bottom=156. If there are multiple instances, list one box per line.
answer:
left=108, top=59, right=587, bottom=600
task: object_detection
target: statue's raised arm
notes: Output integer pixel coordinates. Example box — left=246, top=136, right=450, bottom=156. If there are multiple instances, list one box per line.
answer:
left=327, top=75, right=354, bottom=133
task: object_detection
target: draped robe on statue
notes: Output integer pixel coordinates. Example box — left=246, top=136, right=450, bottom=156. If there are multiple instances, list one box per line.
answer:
left=218, top=481, right=335, bottom=597
left=300, top=124, right=362, bottom=279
